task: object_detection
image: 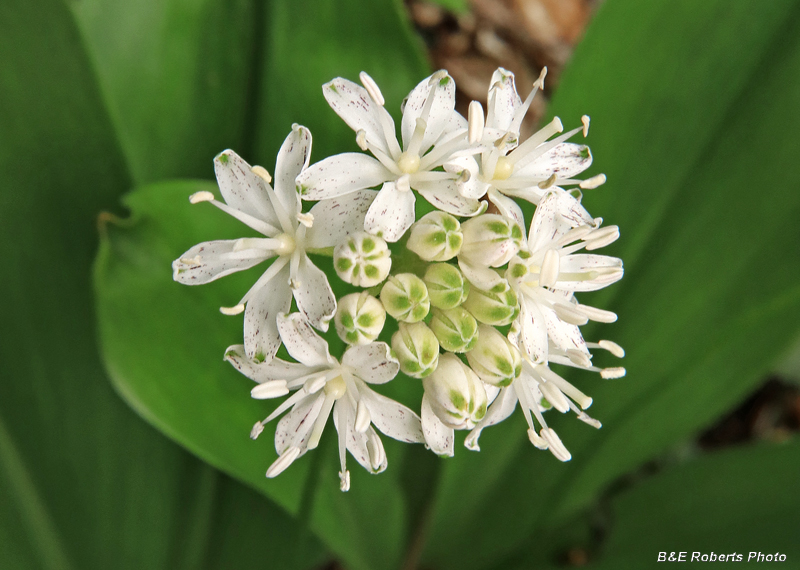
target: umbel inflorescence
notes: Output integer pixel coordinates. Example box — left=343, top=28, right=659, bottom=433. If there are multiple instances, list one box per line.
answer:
left=172, top=68, right=625, bottom=491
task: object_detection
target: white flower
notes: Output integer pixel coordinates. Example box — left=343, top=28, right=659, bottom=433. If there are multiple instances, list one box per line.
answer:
left=455, top=67, right=604, bottom=229
left=506, top=189, right=623, bottom=364
left=464, top=350, right=592, bottom=462
left=172, top=125, right=377, bottom=361
left=295, top=71, right=486, bottom=242
left=225, top=312, right=425, bottom=491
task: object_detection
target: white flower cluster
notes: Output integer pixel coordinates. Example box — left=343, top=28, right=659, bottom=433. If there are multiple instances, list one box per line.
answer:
left=172, top=67, right=624, bottom=491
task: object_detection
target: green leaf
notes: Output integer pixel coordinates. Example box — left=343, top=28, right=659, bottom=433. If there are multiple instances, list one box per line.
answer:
left=586, top=441, right=800, bottom=568
left=70, top=0, right=259, bottom=183
left=0, top=1, right=325, bottom=569
left=422, top=1, right=800, bottom=567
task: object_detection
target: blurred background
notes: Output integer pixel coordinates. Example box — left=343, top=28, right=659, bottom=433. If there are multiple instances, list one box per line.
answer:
left=2, top=0, right=799, bottom=569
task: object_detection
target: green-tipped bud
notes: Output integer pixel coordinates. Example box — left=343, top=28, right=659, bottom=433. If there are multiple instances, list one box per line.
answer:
left=422, top=354, right=487, bottom=429
left=334, top=292, right=386, bottom=345
left=334, top=231, right=391, bottom=287
left=424, top=263, right=469, bottom=309
left=459, top=214, right=524, bottom=268
left=380, top=273, right=430, bottom=322
left=466, top=325, right=522, bottom=387
left=407, top=211, right=463, bottom=261
left=391, top=322, right=439, bottom=378
left=462, top=279, right=519, bottom=326
left=429, top=307, right=479, bottom=353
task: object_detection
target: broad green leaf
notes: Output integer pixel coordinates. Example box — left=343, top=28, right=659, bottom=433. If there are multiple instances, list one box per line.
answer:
left=585, top=440, right=800, bottom=568
left=423, top=1, right=800, bottom=567
left=255, top=0, right=429, bottom=161
left=0, top=1, right=324, bottom=569
left=71, top=0, right=258, bottom=183
left=94, top=181, right=411, bottom=570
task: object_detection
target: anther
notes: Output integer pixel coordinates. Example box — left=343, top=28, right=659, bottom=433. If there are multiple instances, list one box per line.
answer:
left=251, top=165, right=272, bottom=184
left=581, top=115, right=590, bottom=137
left=598, top=340, right=625, bottom=358
left=251, top=380, right=289, bottom=399
left=189, top=191, right=215, bottom=204
left=250, top=422, right=265, bottom=440
left=354, top=400, right=371, bottom=433
left=538, top=173, right=558, bottom=189
left=220, top=304, right=245, bottom=315
left=266, top=446, right=301, bottom=478
left=296, top=212, right=314, bottom=228
left=601, top=367, right=626, bottom=379
left=468, top=101, right=485, bottom=144
left=580, top=173, right=606, bottom=189
left=533, top=66, right=548, bottom=90
left=359, top=72, right=385, bottom=106
left=356, top=129, right=368, bottom=151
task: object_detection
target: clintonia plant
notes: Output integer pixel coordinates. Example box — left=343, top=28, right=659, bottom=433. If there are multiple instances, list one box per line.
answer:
left=172, top=67, right=625, bottom=491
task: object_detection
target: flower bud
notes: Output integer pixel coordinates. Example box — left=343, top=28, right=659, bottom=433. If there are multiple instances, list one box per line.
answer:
left=429, top=307, right=479, bottom=353
left=334, top=231, right=391, bottom=287
left=424, top=263, right=469, bottom=309
left=459, top=214, right=524, bottom=268
left=422, top=354, right=487, bottom=429
left=407, top=211, right=463, bottom=261
left=462, top=279, right=519, bottom=326
left=466, top=325, right=522, bottom=387
left=334, top=292, right=386, bottom=345
left=380, top=273, right=430, bottom=322
left=391, top=322, right=439, bottom=378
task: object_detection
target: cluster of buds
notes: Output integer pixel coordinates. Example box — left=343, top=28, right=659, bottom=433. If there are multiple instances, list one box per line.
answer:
left=172, top=66, right=625, bottom=490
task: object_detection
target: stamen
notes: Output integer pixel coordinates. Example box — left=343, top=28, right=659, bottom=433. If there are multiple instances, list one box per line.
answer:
left=206, top=199, right=281, bottom=237
left=576, top=410, right=602, bottom=429
left=566, top=349, right=592, bottom=368
left=601, top=367, right=626, bottom=379
left=537, top=173, right=557, bottom=189
left=266, top=446, right=301, bottom=478
left=356, top=129, right=369, bottom=151
left=251, top=165, right=272, bottom=184
left=575, top=304, right=618, bottom=323
left=359, top=71, right=385, bottom=106
left=538, top=381, right=570, bottom=413
left=468, top=101, right=485, bottom=144
left=598, top=340, right=625, bottom=358
left=580, top=173, right=607, bottom=189
left=540, top=428, right=571, bottom=461
left=190, top=190, right=215, bottom=204
left=508, top=67, right=548, bottom=135
left=584, top=226, right=620, bottom=250
left=581, top=115, right=590, bottom=137
left=250, top=422, right=265, bottom=440
left=528, top=428, right=548, bottom=449
left=250, top=380, right=290, bottom=399
left=307, top=393, right=335, bottom=450
left=296, top=212, right=314, bottom=228
left=339, top=470, right=351, bottom=492
left=403, top=117, right=428, bottom=163
left=507, top=117, right=564, bottom=166
left=336, top=402, right=349, bottom=491
left=539, top=249, right=560, bottom=288
left=304, top=374, right=328, bottom=394
left=354, top=400, right=371, bottom=433
left=220, top=304, right=245, bottom=315
left=263, top=388, right=309, bottom=424
left=552, top=302, right=590, bottom=326
left=396, top=174, right=411, bottom=193
left=367, top=431, right=385, bottom=470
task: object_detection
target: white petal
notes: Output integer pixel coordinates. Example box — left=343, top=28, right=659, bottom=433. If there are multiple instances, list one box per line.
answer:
left=274, top=392, right=325, bottom=454
left=224, top=345, right=312, bottom=383
left=414, top=179, right=486, bottom=217
left=458, top=259, right=504, bottom=291
left=401, top=72, right=456, bottom=154
left=439, top=109, right=468, bottom=138
left=172, top=239, right=272, bottom=285
left=305, top=190, right=378, bottom=249
left=364, top=181, right=416, bottom=242
left=542, top=305, right=588, bottom=355
left=527, top=189, right=593, bottom=253
left=296, top=153, right=390, bottom=201
left=359, top=387, right=425, bottom=443
left=515, top=142, right=592, bottom=179
left=517, top=298, right=548, bottom=364
left=276, top=312, right=333, bottom=367
left=293, top=254, right=336, bottom=331
left=333, top=402, right=387, bottom=473
left=558, top=254, right=624, bottom=291
left=214, top=150, right=280, bottom=228
left=445, top=155, right=487, bottom=200
left=421, top=392, right=454, bottom=457
left=342, top=342, right=399, bottom=384
left=486, top=68, right=522, bottom=132
left=273, top=125, right=311, bottom=217
left=323, top=78, right=395, bottom=158
left=465, top=386, right=518, bottom=450
left=243, top=263, right=292, bottom=361
left=487, top=188, right=526, bottom=229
